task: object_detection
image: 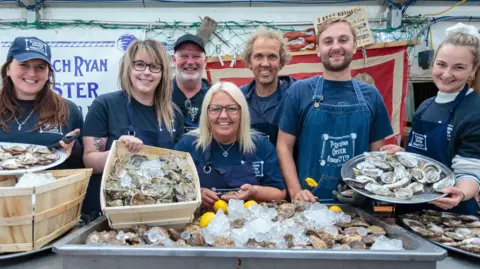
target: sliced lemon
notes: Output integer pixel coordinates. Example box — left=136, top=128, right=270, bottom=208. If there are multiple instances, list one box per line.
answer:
left=213, top=199, right=228, bottom=213
left=329, top=205, right=343, bottom=213
left=244, top=200, right=258, bottom=208
left=305, top=177, right=318, bottom=187
left=199, top=212, right=216, bottom=228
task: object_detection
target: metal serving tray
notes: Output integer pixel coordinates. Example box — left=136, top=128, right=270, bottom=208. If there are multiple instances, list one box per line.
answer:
left=54, top=205, right=446, bottom=269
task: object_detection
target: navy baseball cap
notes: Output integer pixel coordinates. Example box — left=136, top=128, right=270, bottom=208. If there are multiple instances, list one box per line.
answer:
left=174, top=34, right=206, bottom=53
left=7, top=37, right=52, bottom=64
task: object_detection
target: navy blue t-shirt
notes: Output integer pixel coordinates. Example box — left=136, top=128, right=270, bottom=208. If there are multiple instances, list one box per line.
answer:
left=0, top=98, right=84, bottom=169
left=174, top=134, right=285, bottom=190
left=83, top=91, right=184, bottom=150
left=416, top=91, right=480, bottom=160
left=274, top=77, right=393, bottom=143
left=172, top=78, right=210, bottom=133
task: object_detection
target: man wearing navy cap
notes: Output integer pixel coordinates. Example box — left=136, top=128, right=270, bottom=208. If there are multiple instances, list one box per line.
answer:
left=172, top=33, right=211, bottom=132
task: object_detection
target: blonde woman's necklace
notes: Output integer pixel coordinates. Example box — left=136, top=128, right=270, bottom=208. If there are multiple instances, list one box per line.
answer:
left=14, top=109, right=35, bottom=131
left=216, top=140, right=235, bottom=157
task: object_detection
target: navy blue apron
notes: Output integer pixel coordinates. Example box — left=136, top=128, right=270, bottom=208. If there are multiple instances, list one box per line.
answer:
left=397, top=86, right=479, bottom=216
left=297, top=76, right=371, bottom=202
left=121, top=100, right=175, bottom=149
left=196, top=143, right=260, bottom=189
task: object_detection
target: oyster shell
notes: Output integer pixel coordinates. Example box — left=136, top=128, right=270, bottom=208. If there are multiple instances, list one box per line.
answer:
left=359, top=167, right=384, bottom=178
left=356, top=161, right=376, bottom=171
left=0, top=152, right=13, bottom=161
left=365, top=183, right=392, bottom=196
left=380, top=172, right=397, bottom=184
left=395, top=153, right=418, bottom=168
left=432, top=177, right=454, bottom=192
left=5, top=145, right=29, bottom=155
left=1, top=158, right=24, bottom=169
left=309, top=235, right=328, bottom=249
left=424, top=163, right=441, bottom=183
left=410, top=168, right=427, bottom=184
left=367, top=226, right=386, bottom=235
left=130, top=192, right=156, bottom=206
left=394, top=187, right=414, bottom=200
left=174, top=182, right=196, bottom=202
left=344, top=176, right=376, bottom=188
left=213, top=237, right=235, bottom=248
left=405, top=182, right=425, bottom=194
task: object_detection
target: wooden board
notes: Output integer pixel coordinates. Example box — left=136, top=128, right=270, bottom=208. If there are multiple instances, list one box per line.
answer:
left=207, top=40, right=420, bottom=63
left=101, top=140, right=202, bottom=229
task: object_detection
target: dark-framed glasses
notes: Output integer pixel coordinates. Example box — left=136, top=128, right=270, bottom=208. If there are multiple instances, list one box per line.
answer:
left=132, top=60, right=162, bottom=73
left=207, top=104, right=241, bottom=115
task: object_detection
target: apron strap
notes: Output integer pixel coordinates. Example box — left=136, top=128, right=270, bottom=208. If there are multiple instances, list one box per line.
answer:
left=445, top=85, right=469, bottom=123
left=312, top=76, right=325, bottom=106
left=351, top=79, right=367, bottom=105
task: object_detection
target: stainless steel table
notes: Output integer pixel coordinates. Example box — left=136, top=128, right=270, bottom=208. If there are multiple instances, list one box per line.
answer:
left=0, top=251, right=479, bottom=269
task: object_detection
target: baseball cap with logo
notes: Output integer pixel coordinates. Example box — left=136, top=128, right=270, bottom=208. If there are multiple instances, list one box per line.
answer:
left=174, top=34, right=206, bottom=53
left=7, top=37, right=52, bottom=64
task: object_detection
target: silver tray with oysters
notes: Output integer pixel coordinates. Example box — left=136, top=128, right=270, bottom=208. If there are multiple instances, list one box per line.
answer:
left=341, top=151, right=455, bottom=204
left=0, top=142, right=67, bottom=175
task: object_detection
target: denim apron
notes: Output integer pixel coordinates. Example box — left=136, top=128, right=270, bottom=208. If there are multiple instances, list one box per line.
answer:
left=196, top=143, right=261, bottom=189
left=396, top=86, right=479, bottom=216
left=297, top=76, right=371, bottom=201
left=121, top=101, right=175, bottom=149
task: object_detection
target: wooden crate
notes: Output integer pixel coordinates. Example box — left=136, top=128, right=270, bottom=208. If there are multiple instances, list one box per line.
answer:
left=100, top=140, right=201, bottom=230
left=0, top=168, right=92, bottom=253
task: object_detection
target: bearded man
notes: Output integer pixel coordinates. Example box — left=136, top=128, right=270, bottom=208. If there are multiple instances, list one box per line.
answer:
left=274, top=18, right=393, bottom=205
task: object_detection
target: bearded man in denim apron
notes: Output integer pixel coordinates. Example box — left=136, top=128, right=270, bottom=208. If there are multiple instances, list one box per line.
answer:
left=275, top=18, right=393, bottom=205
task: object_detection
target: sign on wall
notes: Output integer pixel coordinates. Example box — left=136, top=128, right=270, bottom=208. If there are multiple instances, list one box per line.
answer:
left=313, top=7, right=375, bottom=47
left=0, top=29, right=145, bottom=118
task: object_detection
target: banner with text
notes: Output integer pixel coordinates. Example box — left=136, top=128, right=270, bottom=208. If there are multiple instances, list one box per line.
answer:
left=0, top=29, right=144, bottom=118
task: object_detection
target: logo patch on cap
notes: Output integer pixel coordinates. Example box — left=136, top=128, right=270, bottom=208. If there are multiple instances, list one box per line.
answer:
left=25, top=39, right=48, bottom=56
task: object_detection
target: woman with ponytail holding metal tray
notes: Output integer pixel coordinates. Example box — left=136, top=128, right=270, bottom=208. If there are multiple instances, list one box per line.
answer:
left=381, top=24, right=480, bottom=216
left=0, top=37, right=83, bottom=170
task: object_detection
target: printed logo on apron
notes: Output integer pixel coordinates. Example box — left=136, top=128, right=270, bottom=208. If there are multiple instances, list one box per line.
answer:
left=241, top=160, right=264, bottom=177
left=447, top=124, right=453, bottom=141
left=407, top=131, right=427, bottom=151
left=319, top=133, right=356, bottom=167
left=39, top=124, right=63, bottom=135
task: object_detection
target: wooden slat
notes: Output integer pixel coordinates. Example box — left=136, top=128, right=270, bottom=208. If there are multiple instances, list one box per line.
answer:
left=207, top=40, right=421, bottom=63
left=0, top=187, right=34, bottom=197
left=0, top=243, right=32, bottom=253
left=34, top=217, right=79, bottom=249
left=35, top=169, right=92, bottom=194
left=34, top=194, right=85, bottom=223
left=0, top=215, right=33, bottom=226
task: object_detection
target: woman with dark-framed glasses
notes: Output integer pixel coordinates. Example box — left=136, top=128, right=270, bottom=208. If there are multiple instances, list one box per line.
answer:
left=81, top=39, right=183, bottom=217
left=175, top=81, right=285, bottom=208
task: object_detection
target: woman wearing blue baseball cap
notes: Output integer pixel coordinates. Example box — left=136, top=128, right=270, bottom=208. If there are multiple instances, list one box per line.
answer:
left=0, top=36, right=83, bottom=167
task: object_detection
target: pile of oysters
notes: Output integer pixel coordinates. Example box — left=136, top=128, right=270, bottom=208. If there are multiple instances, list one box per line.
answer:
left=0, top=144, right=59, bottom=170
left=86, top=201, right=402, bottom=250
left=104, top=153, right=196, bottom=207
left=344, top=152, right=454, bottom=200
left=400, top=210, right=480, bottom=254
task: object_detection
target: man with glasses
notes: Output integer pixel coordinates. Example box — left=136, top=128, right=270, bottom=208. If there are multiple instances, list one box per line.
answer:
left=172, top=34, right=211, bottom=133
left=241, top=27, right=295, bottom=146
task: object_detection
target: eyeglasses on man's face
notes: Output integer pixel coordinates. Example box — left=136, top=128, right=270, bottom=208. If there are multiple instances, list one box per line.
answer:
left=132, top=60, right=162, bottom=73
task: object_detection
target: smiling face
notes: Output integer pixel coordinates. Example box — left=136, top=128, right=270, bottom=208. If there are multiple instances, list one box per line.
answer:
left=433, top=44, right=476, bottom=93
left=317, top=22, right=357, bottom=72
left=129, top=51, right=162, bottom=96
left=248, top=37, right=282, bottom=87
left=208, top=91, right=241, bottom=144
left=6, top=58, right=49, bottom=100
left=173, top=43, right=206, bottom=83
